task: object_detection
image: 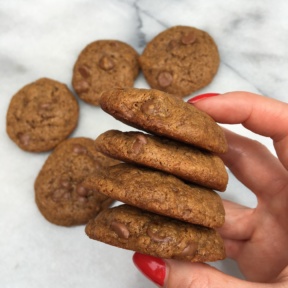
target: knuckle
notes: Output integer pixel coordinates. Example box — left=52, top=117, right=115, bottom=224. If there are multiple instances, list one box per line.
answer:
left=188, top=278, right=211, bottom=288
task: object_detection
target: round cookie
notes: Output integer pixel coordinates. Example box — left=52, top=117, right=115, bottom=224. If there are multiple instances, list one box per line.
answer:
left=72, top=40, right=139, bottom=106
left=100, top=88, right=227, bottom=154
left=139, top=25, right=220, bottom=97
left=95, top=130, right=228, bottom=191
left=6, top=78, right=79, bottom=152
left=85, top=204, right=226, bottom=262
left=34, top=137, right=119, bottom=226
left=82, top=163, right=225, bottom=228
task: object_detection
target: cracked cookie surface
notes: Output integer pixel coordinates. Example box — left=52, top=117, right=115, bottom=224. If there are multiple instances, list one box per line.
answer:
left=83, top=163, right=225, bottom=228
left=72, top=40, right=139, bottom=106
left=86, top=204, right=226, bottom=262
left=139, top=26, right=220, bottom=97
left=95, top=129, right=228, bottom=191
left=100, top=88, right=227, bottom=153
left=34, top=137, right=119, bottom=226
left=6, top=78, right=79, bottom=152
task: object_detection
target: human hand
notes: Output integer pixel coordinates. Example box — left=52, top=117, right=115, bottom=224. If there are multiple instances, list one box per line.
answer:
left=132, top=92, right=288, bottom=287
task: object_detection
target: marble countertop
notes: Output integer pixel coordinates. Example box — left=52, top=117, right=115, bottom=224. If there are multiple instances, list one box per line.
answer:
left=1, top=1, right=288, bottom=287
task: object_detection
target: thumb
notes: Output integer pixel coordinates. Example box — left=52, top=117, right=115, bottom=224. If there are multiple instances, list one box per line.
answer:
left=164, top=260, right=258, bottom=288
left=132, top=252, right=271, bottom=288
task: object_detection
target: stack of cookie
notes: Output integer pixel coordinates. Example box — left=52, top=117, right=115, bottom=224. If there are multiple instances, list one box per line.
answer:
left=84, top=88, right=228, bottom=262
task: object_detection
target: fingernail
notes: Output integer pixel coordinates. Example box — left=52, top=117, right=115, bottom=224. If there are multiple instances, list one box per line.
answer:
left=133, top=252, right=166, bottom=286
left=187, top=93, right=220, bottom=104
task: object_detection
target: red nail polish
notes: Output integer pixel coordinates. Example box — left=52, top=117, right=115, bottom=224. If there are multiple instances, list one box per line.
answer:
left=133, top=253, right=166, bottom=286
left=187, top=93, right=220, bottom=104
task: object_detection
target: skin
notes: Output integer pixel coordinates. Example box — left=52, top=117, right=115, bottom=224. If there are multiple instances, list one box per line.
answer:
left=137, top=92, right=288, bottom=287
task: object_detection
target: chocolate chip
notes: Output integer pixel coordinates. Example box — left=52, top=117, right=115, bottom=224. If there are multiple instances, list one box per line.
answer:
left=99, top=55, right=114, bottom=71
left=76, top=185, right=88, bottom=197
left=109, top=42, right=119, bottom=48
left=141, top=99, right=168, bottom=117
left=39, top=102, right=52, bottom=110
left=78, top=65, right=91, bottom=78
left=62, top=192, right=71, bottom=200
left=147, top=224, right=172, bottom=243
left=15, top=109, right=22, bottom=120
left=181, top=32, right=196, bottom=45
left=110, top=221, right=130, bottom=239
left=17, top=133, right=30, bottom=146
left=60, top=180, right=72, bottom=189
left=157, top=71, right=173, bottom=87
left=167, top=39, right=179, bottom=51
left=52, top=189, right=66, bottom=202
left=132, top=134, right=147, bottom=155
left=74, top=80, right=90, bottom=93
left=119, top=103, right=135, bottom=118
left=77, top=196, right=88, bottom=203
left=141, top=99, right=156, bottom=115
left=179, top=242, right=197, bottom=257
left=182, top=209, right=192, bottom=219
left=73, top=144, right=87, bottom=154
left=38, top=104, right=54, bottom=118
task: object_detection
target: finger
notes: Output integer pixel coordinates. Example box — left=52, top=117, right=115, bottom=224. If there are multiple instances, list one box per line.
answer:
left=190, top=92, right=288, bottom=170
left=133, top=252, right=257, bottom=288
left=276, top=266, right=288, bottom=284
left=218, top=200, right=255, bottom=241
left=164, top=259, right=288, bottom=287
left=164, top=261, right=247, bottom=288
left=221, top=238, right=245, bottom=260
left=217, top=200, right=255, bottom=259
left=141, top=253, right=265, bottom=288
left=221, top=129, right=288, bottom=199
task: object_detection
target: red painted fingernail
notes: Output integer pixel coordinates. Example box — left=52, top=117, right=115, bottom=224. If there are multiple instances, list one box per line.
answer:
left=133, top=252, right=166, bottom=286
left=187, top=93, right=220, bottom=104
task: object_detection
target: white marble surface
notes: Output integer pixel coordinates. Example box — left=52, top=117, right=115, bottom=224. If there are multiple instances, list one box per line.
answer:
left=1, top=1, right=288, bottom=287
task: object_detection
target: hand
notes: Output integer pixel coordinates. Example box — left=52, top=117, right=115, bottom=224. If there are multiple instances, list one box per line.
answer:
left=132, top=92, right=288, bottom=287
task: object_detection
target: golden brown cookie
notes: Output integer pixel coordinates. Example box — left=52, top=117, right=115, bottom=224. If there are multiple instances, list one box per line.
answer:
left=34, top=137, right=119, bottom=226
left=83, top=163, right=225, bottom=228
left=95, top=130, right=228, bottom=191
left=72, top=40, right=139, bottom=106
left=86, top=204, right=226, bottom=262
left=6, top=78, right=79, bottom=152
left=139, top=25, right=220, bottom=97
left=100, top=88, right=227, bottom=153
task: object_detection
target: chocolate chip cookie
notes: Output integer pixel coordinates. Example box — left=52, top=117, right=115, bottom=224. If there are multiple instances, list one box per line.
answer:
left=86, top=204, right=226, bottom=262
left=72, top=40, right=139, bottom=106
left=95, top=130, right=228, bottom=191
left=34, top=137, right=119, bottom=226
left=100, top=88, right=227, bottom=153
left=6, top=78, right=79, bottom=152
left=139, top=25, right=220, bottom=97
left=83, top=163, right=225, bottom=228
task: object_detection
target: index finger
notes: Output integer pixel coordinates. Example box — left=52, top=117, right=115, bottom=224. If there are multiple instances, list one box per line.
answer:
left=190, top=92, right=288, bottom=169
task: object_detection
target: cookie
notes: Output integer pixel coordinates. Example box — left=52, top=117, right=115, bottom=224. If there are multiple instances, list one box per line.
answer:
left=6, top=78, right=79, bottom=152
left=34, top=137, right=119, bottom=226
left=100, top=88, right=227, bottom=154
left=72, top=40, right=139, bottom=106
left=139, top=25, right=220, bottom=97
left=95, top=130, right=228, bottom=191
left=83, top=163, right=225, bottom=228
left=86, top=204, right=226, bottom=262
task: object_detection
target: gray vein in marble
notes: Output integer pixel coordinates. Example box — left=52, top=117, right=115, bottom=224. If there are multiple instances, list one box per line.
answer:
left=133, top=0, right=146, bottom=48
left=230, top=11, right=264, bottom=30
left=0, top=55, right=27, bottom=77
left=131, top=0, right=169, bottom=48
